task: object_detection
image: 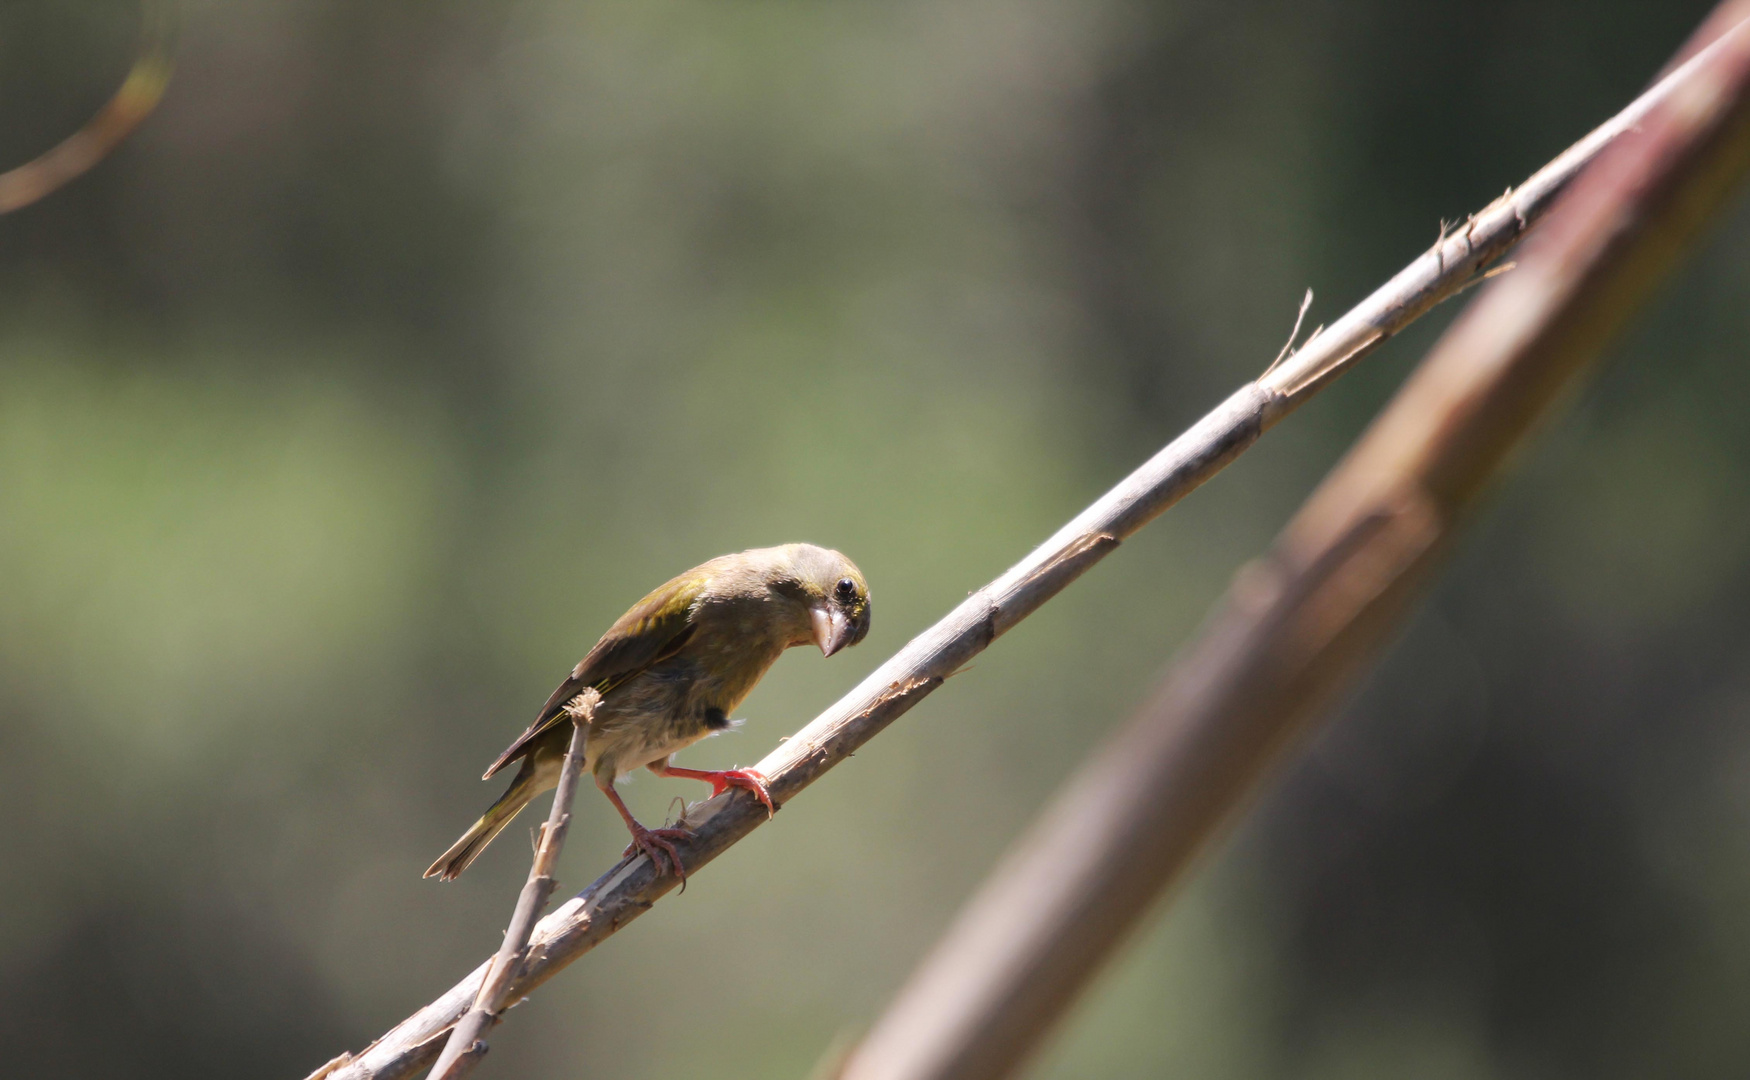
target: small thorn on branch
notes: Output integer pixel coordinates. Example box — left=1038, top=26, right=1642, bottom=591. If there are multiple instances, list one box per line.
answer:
left=1263, top=288, right=1315, bottom=377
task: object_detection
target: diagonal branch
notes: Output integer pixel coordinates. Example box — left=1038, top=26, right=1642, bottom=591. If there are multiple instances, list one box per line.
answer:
left=304, top=21, right=1750, bottom=1080
left=838, top=6, right=1750, bottom=1079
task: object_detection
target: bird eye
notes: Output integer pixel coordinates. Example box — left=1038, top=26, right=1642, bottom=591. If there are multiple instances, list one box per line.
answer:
left=835, top=578, right=858, bottom=602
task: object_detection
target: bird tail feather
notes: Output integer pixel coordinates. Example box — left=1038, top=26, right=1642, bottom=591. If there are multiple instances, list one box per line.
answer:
left=425, top=757, right=545, bottom=881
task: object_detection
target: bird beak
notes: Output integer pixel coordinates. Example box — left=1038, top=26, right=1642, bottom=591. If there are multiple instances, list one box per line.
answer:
left=810, top=604, right=855, bottom=657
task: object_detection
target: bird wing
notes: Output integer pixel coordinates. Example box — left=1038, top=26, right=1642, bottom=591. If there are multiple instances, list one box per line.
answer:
left=481, top=570, right=705, bottom=779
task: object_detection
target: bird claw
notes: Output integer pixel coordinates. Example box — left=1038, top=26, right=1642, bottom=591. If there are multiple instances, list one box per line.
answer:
left=623, top=825, right=694, bottom=881
left=710, top=768, right=775, bottom=816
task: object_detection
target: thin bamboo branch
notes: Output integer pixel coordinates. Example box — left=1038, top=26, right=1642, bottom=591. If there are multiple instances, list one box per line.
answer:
left=423, top=691, right=598, bottom=1080
left=0, top=0, right=174, bottom=215
left=837, top=7, right=1750, bottom=1080
left=305, top=19, right=1750, bottom=1080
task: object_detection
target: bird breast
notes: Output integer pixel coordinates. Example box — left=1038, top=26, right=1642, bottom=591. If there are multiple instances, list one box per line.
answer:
left=588, top=604, right=795, bottom=776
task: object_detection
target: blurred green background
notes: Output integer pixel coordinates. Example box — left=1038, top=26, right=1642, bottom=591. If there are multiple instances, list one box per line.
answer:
left=2, top=1, right=1747, bottom=1077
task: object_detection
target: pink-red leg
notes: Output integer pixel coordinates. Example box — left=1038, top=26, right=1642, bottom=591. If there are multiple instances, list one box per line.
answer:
left=598, top=778, right=692, bottom=880
left=649, top=761, right=774, bottom=816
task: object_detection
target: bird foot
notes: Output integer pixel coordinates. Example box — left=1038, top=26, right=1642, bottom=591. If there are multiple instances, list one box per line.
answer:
left=623, top=825, right=694, bottom=880
left=658, top=765, right=776, bottom=816
left=705, top=768, right=774, bottom=815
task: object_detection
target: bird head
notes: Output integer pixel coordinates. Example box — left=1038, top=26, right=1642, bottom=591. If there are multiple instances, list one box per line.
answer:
left=764, top=543, right=871, bottom=657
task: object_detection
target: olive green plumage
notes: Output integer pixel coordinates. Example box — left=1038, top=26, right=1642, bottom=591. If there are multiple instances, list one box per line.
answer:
left=427, top=543, right=871, bottom=881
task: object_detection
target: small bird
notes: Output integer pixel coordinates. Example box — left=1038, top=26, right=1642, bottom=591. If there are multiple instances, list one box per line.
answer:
left=426, top=543, right=871, bottom=882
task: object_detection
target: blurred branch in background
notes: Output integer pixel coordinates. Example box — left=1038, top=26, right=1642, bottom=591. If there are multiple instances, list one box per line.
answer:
left=837, top=7, right=1750, bottom=1080
left=304, top=14, right=1750, bottom=1080
left=0, top=0, right=172, bottom=215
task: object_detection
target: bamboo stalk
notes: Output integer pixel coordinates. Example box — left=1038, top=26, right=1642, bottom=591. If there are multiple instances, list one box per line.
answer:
left=838, top=7, right=1750, bottom=1079
left=303, top=17, right=1750, bottom=1079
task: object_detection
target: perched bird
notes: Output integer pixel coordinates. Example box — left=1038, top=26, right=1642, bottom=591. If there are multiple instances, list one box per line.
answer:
left=426, top=543, right=871, bottom=882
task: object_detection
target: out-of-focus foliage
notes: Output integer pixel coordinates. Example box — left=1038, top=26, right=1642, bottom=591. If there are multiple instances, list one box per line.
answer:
left=1, top=1, right=1745, bottom=1077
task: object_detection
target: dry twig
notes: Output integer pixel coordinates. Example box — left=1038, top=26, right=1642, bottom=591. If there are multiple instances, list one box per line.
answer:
left=838, top=7, right=1750, bottom=1079
left=426, top=690, right=597, bottom=1080
left=305, top=16, right=1750, bottom=1079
